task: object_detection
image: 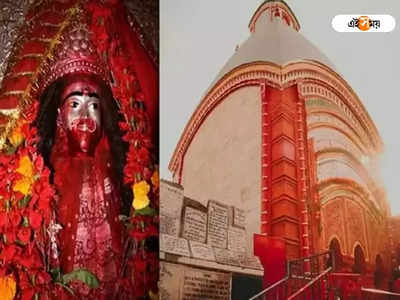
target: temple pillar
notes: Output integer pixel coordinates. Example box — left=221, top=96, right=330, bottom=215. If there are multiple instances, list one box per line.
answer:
left=259, top=81, right=312, bottom=261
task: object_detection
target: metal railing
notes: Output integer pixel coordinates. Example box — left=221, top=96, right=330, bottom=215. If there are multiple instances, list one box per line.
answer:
left=249, top=276, right=290, bottom=300
left=248, top=251, right=334, bottom=300
left=287, top=267, right=332, bottom=300
left=288, top=250, right=333, bottom=294
left=361, top=288, right=400, bottom=300
left=288, top=250, right=333, bottom=278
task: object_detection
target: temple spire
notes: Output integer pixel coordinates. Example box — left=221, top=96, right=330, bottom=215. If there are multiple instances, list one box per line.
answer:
left=249, top=0, right=300, bottom=33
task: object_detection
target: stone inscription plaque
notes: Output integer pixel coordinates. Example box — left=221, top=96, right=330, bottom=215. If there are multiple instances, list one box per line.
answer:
left=160, top=262, right=184, bottom=300
left=160, top=181, right=184, bottom=236
left=160, top=234, right=191, bottom=257
left=213, top=247, right=243, bottom=266
left=182, top=206, right=207, bottom=243
left=228, top=226, right=247, bottom=254
left=181, top=267, right=231, bottom=300
left=233, top=207, right=246, bottom=228
left=160, top=214, right=180, bottom=236
left=189, top=241, right=215, bottom=261
left=207, top=201, right=228, bottom=248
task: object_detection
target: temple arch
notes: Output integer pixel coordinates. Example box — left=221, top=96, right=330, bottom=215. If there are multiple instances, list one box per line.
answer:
left=374, top=254, right=385, bottom=288
left=328, top=237, right=342, bottom=270
left=353, top=243, right=366, bottom=274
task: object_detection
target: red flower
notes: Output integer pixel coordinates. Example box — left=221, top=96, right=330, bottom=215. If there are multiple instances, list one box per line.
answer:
left=9, top=210, right=21, bottom=227
left=28, top=210, right=42, bottom=229
left=17, top=227, right=31, bottom=244
left=34, top=180, right=54, bottom=222
left=5, top=228, right=17, bottom=244
left=129, top=230, right=147, bottom=242
left=119, top=121, right=130, bottom=131
left=36, top=271, right=51, bottom=285
left=28, top=194, right=39, bottom=208
left=18, top=270, right=30, bottom=290
left=14, top=191, right=25, bottom=203
left=0, top=245, right=17, bottom=261
left=21, top=288, right=35, bottom=300
left=18, top=248, right=42, bottom=269
left=34, top=156, right=44, bottom=174
left=124, top=162, right=144, bottom=184
left=0, top=212, right=8, bottom=228
left=137, top=147, right=150, bottom=165
left=0, top=155, right=12, bottom=167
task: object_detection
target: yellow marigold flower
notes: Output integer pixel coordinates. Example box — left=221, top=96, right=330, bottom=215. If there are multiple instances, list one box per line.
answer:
left=0, top=275, right=16, bottom=300
left=8, top=122, right=25, bottom=147
left=13, top=177, right=33, bottom=196
left=151, top=170, right=159, bottom=188
left=16, top=155, right=34, bottom=178
left=132, top=180, right=150, bottom=210
left=13, top=155, right=35, bottom=196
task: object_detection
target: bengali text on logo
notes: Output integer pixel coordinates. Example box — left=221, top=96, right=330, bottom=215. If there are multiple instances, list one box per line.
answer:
left=332, top=15, right=395, bottom=32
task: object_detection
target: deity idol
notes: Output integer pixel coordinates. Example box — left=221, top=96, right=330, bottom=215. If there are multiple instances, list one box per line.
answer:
left=35, top=21, right=128, bottom=299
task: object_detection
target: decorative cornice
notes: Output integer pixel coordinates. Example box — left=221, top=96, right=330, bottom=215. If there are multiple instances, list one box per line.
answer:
left=302, top=83, right=375, bottom=150
left=169, top=60, right=383, bottom=180
left=316, top=150, right=384, bottom=208
left=317, top=149, right=368, bottom=181
left=307, top=113, right=369, bottom=155
left=318, top=178, right=384, bottom=222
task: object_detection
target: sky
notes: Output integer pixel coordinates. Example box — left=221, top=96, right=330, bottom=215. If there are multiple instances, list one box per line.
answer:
left=160, top=0, right=400, bottom=215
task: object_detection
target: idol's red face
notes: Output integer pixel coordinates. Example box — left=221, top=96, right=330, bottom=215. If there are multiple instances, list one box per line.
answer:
left=59, top=75, right=103, bottom=155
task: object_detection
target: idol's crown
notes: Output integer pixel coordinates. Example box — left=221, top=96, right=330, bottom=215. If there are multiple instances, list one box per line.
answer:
left=41, top=21, right=109, bottom=92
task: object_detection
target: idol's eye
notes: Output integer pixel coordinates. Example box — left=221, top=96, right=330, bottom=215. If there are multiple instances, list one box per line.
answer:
left=91, top=103, right=99, bottom=110
left=70, top=101, right=79, bottom=108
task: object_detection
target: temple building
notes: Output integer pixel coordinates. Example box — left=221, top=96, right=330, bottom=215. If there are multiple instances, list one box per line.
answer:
left=161, top=0, right=395, bottom=299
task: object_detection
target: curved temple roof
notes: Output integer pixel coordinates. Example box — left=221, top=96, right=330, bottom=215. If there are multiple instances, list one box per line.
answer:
left=170, top=0, right=383, bottom=176
left=210, top=1, right=335, bottom=89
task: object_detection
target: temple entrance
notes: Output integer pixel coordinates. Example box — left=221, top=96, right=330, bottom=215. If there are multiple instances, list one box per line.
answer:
left=353, top=245, right=366, bottom=274
left=231, top=274, right=262, bottom=300
left=374, top=254, right=385, bottom=289
left=328, top=238, right=342, bottom=270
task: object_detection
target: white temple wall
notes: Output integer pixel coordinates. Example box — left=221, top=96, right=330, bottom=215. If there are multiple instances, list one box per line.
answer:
left=181, top=86, right=261, bottom=251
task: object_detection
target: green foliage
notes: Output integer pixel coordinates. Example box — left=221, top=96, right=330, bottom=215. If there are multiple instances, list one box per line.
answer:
left=135, top=206, right=156, bottom=216
left=62, top=269, right=100, bottom=289
left=18, top=195, right=31, bottom=209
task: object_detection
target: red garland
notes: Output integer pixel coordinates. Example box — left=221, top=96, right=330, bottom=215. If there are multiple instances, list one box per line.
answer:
left=85, top=2, right=159, bottom=298
left=0, top=100, right=60, bottom=298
